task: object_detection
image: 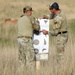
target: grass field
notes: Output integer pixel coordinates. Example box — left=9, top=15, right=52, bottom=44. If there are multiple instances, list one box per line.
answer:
left=0, top=0, right=75, bottom=75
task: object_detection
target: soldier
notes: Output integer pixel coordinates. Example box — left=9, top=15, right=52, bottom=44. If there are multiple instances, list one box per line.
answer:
left=17, top=6, right=40, bottom=71
left=41, top=2, right=68, bottom=63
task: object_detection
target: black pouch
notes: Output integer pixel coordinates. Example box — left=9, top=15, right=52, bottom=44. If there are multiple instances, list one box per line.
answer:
left=33, top=30, right=40, bottom=35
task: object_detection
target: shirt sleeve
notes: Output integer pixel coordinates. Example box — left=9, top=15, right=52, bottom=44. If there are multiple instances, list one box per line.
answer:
left=50, top=16, right=62, bottom=36
left=30, top=16, right=40, bottom=31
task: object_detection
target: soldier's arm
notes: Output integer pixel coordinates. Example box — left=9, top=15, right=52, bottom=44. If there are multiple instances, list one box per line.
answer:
left=50, top=16, right=62, bottom=36
left=31, top=16, right=40, bottom=31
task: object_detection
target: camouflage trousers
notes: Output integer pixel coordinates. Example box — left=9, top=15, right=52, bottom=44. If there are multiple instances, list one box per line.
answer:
left=56, top=33, right=68, bottom=62
left=18, top=37, right=35, bottom=71
left=55, top=33, right=68, bottom=75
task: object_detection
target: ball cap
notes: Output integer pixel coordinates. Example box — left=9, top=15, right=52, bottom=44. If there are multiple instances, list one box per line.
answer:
left=23, top=6, right=33, bottom=12
left=49, top=2, right=59, bottom=10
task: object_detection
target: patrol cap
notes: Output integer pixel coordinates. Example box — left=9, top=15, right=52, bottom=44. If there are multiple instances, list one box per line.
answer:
left=23, top=6, right=33, bottom=13
left=49, top=2, right=59, bottom=10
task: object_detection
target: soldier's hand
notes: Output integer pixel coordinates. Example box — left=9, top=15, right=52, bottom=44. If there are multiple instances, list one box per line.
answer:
left=41, top=29, right=48, bottom=35
left=40, top=15, right=48, bottom=19
left=40, top=16, right=44, bottom=19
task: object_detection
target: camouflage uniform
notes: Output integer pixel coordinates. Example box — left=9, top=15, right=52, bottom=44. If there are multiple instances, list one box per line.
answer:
left=17, top=6, right=40, bottom=70
left=47, top=10, right=68, bottom=75
left=49, top=10, right=68, bottom=62
left=40, top=2, right=68, bottom=75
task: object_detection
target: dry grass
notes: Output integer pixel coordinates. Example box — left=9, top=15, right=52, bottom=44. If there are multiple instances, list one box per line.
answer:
left=0, top=34, right=75, bottom=75
left=0, top=0, right=75, bottom=75
left=0, top=22, right=75, bottom=75
left=0, top=0, right=75, bottom=20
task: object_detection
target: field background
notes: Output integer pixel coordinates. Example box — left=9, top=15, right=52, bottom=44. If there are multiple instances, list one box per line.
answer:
left=0, top=0, right=75, bottom=75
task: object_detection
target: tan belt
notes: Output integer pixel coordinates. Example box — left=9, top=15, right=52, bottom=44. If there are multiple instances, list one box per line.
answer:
left=18, top=36, right=32, bottom=38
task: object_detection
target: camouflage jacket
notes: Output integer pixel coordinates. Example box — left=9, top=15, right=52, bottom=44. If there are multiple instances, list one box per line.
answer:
left=48, top=10, right=68, bottom=36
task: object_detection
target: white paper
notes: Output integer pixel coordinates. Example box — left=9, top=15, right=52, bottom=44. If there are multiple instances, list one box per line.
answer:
left=33, top=19, right=50, bottom=60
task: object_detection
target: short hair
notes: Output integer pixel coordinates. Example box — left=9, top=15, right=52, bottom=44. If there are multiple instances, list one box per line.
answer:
left=49, top=2, right=59, bottom=10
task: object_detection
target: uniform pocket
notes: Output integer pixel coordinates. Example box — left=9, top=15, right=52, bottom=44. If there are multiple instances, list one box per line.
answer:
left=56, top=34, right=68, bottom=45
left=23, top=38, right=30, bottom=43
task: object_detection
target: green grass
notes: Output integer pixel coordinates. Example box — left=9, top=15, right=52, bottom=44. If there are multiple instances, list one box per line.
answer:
left=69, top=19, right=75, bottom=34
left=0, top=23, right=17, bottom=47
